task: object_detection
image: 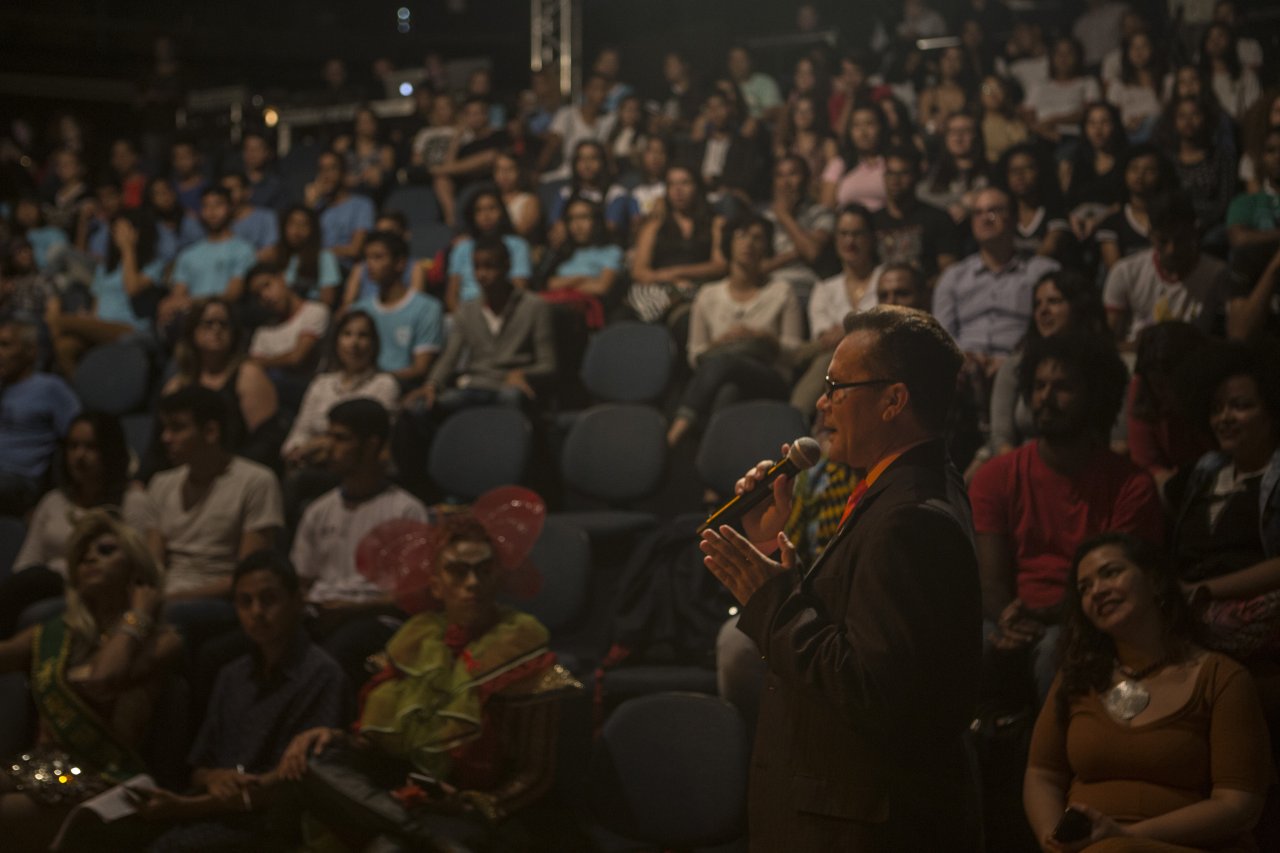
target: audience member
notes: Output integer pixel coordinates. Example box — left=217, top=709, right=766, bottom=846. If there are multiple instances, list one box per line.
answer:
left=275, top=204, right=342, bottom=305
left=220, top=171, right=278, bottom=258
left=1104, top=190, right=1236, bottom=346
left=292, top=399, right=427, bottom=681
left=159, top=186, right=257, bottom=327
left=873, top=146, right=961, bottom=283
left=1104, top=28, right=1167, bottom=141
left=820, top=104, right=888, bottom=212
left=1024, top=533, right=1269, bottom=850
left=1236, top=92, right=1280, bottom=192
left=240, top=130, right=283, bottom=211
left=791, top=204, right=882, bottom=414
left=1071, top=0, right=1127, bottom=69
left=145, top=175, right=202, bottom=262
left=760, top=155, right=833, bottom=299
left=340, top=211, right=419, bottom=309
left=491, top=149, right=542, bottom=243
left=350, top=230, right=443, bottom=386
left=1158, top=95, right=1236, bottom=234
left=245, top=262, right=331, bottom=404
left=918, top=112, right=989, bottom=225
left=541, top=196, right=624, bottom=315
left=978, top=75, right=1030, bottom=165
left=918, top=46, right=971, bottom=138
left=1024, top=36, right=1100, bottom=150
left=0, top=318, right=81, bottom=514
left=0, top=510, right=181, bottom=852
left=1199, top=21, right=1261, bottom=121
left=8, top=197, right=68, bottom=273
left=971, top=333, right=1161, bottom=702
left=1094, top=143, right=1175, bottom=270
left=170, top=137, right=208, bottom=215
left=144, top=386, right=283, bottom=602
left=1226, top=124, right=1280, bottom=253
left=1063, top=102, right=1128, bottom=243
left=306, top=151, right=376, bottom=270
left=340, top=106, right=396, bottom=200
left=725, top=44, right=782, bottom=122
left=996, top=143, right=1070, bottom=260
left=432, top=96, right=510, bottom=228
left=682, top=88, right=768, bottom=204
left=546, top=140, right=630, bottom=239
left=446, top=188, right=533, bottom=311
left=773, top=94, right=838, bottom=200
left=539, top=75, right=614, bottom=184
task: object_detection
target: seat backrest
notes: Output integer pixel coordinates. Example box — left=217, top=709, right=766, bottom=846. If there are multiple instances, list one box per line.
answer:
left=560, top=404, right=666, bottom=503
left=502, top=517, right=590, bottom=633
left=384, top=185, right=442, bottom=229
left=589, top=692, right=748, bottom=846
left=428, top=406, right=532, bottom=501
left=410, top=222, right=456, bottom=260
left=579, top=321, right=675, bottom=404
left=73, top=341, right=151, bottom=415
left=695, top=400, right=809, bottom=496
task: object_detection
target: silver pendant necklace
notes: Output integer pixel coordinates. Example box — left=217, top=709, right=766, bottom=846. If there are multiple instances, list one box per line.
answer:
left=1103, top=658, right=1168, bottom=722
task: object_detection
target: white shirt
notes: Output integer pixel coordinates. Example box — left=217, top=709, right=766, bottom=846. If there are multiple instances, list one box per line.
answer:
left=249, top=301, right=330, bottom=361
left=544, top=106, right=616, bottom=182
left=808, top=267, right=883, bottom=340
left=291, top=485, right=429, bottom=604
left=282, top=371, right=400, bottom=456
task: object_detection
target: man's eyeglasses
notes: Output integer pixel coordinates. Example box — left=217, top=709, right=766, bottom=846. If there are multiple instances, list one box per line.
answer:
left=823, top=376, right=895, bottom=399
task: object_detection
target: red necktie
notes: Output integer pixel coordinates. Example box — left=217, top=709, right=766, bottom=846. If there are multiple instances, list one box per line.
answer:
left=838, top=479, right=869, bottom=528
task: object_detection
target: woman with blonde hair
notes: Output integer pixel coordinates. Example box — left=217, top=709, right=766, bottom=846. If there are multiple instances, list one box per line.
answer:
left=0, top=510, right=181, bottom=851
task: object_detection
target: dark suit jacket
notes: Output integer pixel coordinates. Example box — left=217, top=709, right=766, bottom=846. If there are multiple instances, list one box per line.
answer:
left=737, top=439, right=983, bottom=852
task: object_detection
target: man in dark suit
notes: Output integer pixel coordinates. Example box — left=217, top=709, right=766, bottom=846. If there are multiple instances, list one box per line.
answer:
left=701, top=306, right=982, bottom=851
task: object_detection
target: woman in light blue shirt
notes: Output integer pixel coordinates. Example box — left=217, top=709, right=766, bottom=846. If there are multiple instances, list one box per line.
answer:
left=445, top=188, right=532, bottom=311
left=276, top=205, right=341, bottom=306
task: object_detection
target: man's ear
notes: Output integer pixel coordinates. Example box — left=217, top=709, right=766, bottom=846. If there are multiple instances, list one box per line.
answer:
left=882, top=383, right=910, bottom=421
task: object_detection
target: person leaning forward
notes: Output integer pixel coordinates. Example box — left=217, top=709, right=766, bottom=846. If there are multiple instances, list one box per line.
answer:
left=700, top=306, right=983, bottom=851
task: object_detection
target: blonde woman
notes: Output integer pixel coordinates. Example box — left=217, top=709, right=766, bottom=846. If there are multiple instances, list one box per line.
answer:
left=0, top=511, right=181, bottom=851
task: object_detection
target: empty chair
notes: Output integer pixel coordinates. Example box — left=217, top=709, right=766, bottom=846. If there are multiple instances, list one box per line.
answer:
left=384, top=185, right=442, bottom=228
left=410, top=222, right=456, bottom=260
left=579, top=321, right=676, bottom=404
left=428, top=406, right=532, bottom=502
left=588, top=692, right=748, bottom=850
left=72, top=341, right=151, bottom=415
left=554, top=404, right=666, bottom=541
left=695, top=400, right=809, bottom=498
left=508, top=517, right=590, bottom=635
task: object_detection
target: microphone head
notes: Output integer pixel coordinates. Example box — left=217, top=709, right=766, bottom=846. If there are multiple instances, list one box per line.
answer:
left=787, top=437, right=822, bottom=470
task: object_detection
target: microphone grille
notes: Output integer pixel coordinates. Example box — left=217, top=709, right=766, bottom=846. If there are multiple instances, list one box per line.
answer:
left=788, top=437, right=822, bottom=469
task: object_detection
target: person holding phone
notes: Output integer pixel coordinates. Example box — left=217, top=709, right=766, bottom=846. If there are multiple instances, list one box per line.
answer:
left=1023, top=533, right=1270, bottom=852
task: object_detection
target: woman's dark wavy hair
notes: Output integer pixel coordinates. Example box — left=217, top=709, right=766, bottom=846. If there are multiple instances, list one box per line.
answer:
left=144, top=175, right=185, bottom=229
left=1120, top=142, right=1178, bottom=202
left=174, top=297, right=244, bottom=385
left=659, top=165, right=715, bottom=245
left=1070, top=102, right=1128, bottom=181
left=1198, top=22, right=1242, bottom=82
left=569, top=139, right=614, bottom=194
left=1156, top=95, right=1216, bottom=154
left=1181, top=339, right=1280, bottom=447
left=104, top=209, right=159, bottom=274
left=323, top=309, right=382, bottom=373
left=462, top=186, right=516, bottom=239
left=1019, top=269, right=1108, bottom=350
left=1056, top=532, right=1198, bottom=724
left=995, top=142, right=1065, bottom=211
left=278, top=204, right=322, bottom=284
left=926, top=111, right=988, bottom=194
left=1119, top=29, right=1167, bottom=90
left=1018, top=331, right=1127, bottom=440
left=58, top=411, right=130, bottom=507
left=837, top=104, right=886, bottom=171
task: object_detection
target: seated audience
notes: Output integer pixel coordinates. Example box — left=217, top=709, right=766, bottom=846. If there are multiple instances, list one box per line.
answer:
left=158, top=186, right=257, bottom=328
left=917, top=46, right=970, bottom=137
left=241, top=130, right=283, bottom=211
left=1158, top=95, right=1236, bottom=234
left=820, top=104, right=888, bottom=212
left=220, top=172, right=278, bottom=259
left=283, top=509, right=574, bottom=849
left=1103, top=191, right=1237, bottom=347
left=432, top=95, right=512, bottom=229
left=157, top=297, right=282, bottom=470
left=973, top=333, right=1161, bottom=703
left=276, top=204, right=342, bottom=306
left=760, top=155, right=833, bottom=301
left=145, top=176, right=202, bottom=263
left=725, top=43, right=782, bottom=122
left=48, top=211, right=163, bottom=376
left=1200, top=21, right=1260, bottom=121
left=408, top=91, right=458, bottom=183
left=539, top=74, right=614, bottom=184
left=666, top=214, right=802, bottom=447
left=246, top=262, right=330, bottom=407
left=540, top=196, right=624, bottom=352
left=681, top=88, right=768, bottom=205
left=873, top=146, right=961, bottom=284
left=1172, top=342, right=1280, bottom=661
left=934, top=187, right=1060, bottom=368
left=1094, top=143, right=1175, bottom=271
left=349, top=230, right=444, bottom=386
left=546, top=140, right=632, bottom=242
left=8, top=196, right=69, bottom=273
left=978, top=75, right=1030, bottom=165
left=791, top=204, right=882, bottom=414
left=628, top=165, right=727, bottom=323
left=124, top=550, right=347, bottom=851
left=1023, top=36, right=1100, bottom=148
left=492, top=150, right=541, bottom=243
left=773, top=94, right=838, bottom=200
left=1126, top=322, right=1214, bottom=498
left=918, top=112, right=989, bottom=225
left=1104, top=28, right=1167, bottom=141
left=1226, top=124, right=1280, bottom=253
left=0, top=237, right=57, bottom=337
left=0, top=318, right=81, bottom=514
left=307, top=151, right=376, bottom=271
left=339, top=106, right=396, bottom=200
left=996, top=144, right=1070, bottom=260
left=446, top=188, right=533, bottom=312
left=339, top=211, right=421, bottom=308
left=144, top=387, right=283, bottom=602
left=170, top=137, right=209, bottom=215
left=0, top=510, right=181, bottom=852
left=1024, top=533, right=1269, bottom=850
left=984, top=269, right=1111, bottom=463
left=1063, top=102, right=1128, bottom=243
left=292, top=400, right=428, bottom=681
left=1, top=412, right=151, bottom=637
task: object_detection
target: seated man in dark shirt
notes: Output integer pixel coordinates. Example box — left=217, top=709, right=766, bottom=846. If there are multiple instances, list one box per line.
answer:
left=129, top=550, right=349, bottom=849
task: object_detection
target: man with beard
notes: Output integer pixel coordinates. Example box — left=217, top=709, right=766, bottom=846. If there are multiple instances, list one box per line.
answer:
left=159, top=186, right=257, bottom=326
left=968, top=332, right=1163, bottom=702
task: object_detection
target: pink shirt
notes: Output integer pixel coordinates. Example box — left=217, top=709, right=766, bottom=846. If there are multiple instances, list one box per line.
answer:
left=823, top=155, right=886, bottom=211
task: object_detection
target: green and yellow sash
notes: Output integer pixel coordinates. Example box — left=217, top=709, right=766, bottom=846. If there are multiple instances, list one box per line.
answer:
left=29, top=617, right=146, bottom=783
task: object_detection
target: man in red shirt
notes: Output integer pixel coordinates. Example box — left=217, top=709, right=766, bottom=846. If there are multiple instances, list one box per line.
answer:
left=969, top=332, right=1163, bottom=702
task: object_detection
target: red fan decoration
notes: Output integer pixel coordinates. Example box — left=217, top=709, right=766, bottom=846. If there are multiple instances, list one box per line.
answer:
left=356, top=487, right=546, bottom=613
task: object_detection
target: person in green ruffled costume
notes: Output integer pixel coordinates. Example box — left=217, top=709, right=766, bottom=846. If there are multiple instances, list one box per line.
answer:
left=0, top=509, right=183, bottom=851
left=284, top=508, right=579, bottom=850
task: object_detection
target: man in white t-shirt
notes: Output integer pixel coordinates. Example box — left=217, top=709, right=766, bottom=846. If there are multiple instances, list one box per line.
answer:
left=538, top=74, right=615, bottom=183
left=145, top=386, right=284, bottom=601
left=291, top=398, right=428, bottom=681
left=1103, top=191, right=1237, bottom=347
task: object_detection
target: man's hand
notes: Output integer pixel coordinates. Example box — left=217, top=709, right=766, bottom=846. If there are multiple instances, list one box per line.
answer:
left=989, top=598, right=1045, bottom=651
left=503, top=370, right=535, bottom=399
left=277, top=726, right=341, bottom=782
left=700, top=526, right=796, bottom=605
left=202, top=768, right=258, bottom=800
left=733, top=443, right=797, bottom=546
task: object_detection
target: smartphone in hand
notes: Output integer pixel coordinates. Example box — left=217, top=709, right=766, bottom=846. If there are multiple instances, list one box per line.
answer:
left=1052, top=806, right=1092, bottom=843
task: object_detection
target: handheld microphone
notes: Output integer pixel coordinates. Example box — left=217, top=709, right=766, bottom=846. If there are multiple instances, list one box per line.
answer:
left=698, top=437, right=822, bottom=534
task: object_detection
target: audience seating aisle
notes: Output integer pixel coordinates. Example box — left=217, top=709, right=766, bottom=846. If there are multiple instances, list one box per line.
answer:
left=3, top=0, right=1280, bottom=848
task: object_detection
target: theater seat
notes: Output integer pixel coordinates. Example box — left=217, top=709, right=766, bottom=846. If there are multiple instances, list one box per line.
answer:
left=384, top=185, right=442, bottom=228
left=72, top=340, right=152, bottom=415
left=428, top=406, right=532, bottom=502
left=579, top=321, right=676, bottom=404
left=695, top=400, right=810, bottom=498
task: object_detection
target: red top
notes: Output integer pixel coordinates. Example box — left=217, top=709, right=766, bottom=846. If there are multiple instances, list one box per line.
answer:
left=969, top=442, right=1165, bottom=610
